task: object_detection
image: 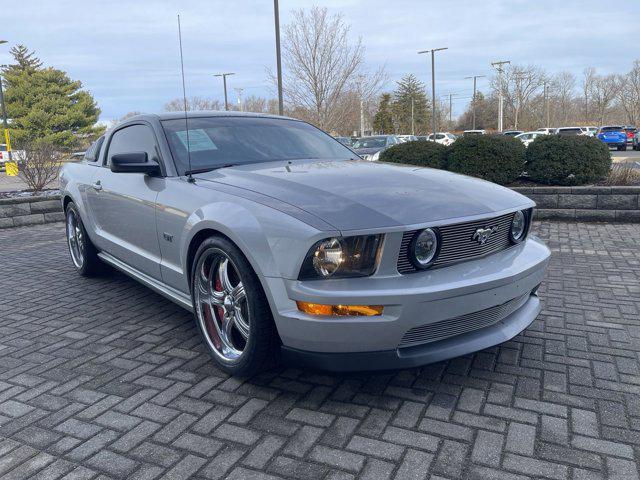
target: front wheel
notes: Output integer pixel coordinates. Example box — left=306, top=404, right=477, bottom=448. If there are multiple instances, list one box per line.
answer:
left=191, top=236, right=279, bottom=376
left=65, top=202, right=102, bottom=276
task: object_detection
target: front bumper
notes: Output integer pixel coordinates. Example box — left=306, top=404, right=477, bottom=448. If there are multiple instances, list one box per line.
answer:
left=282, top=293, right=541, bottom=371
left=264, top=236, right=550, bottom=370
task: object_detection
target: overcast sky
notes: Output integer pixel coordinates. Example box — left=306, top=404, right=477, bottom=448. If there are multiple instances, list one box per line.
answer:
left=2, top=0, right=637, bottom=122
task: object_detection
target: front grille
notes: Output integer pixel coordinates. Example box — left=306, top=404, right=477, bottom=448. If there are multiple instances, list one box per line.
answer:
left=398, top=293, right=530, bottom=348
left=397, top=212, right=516, bottom=274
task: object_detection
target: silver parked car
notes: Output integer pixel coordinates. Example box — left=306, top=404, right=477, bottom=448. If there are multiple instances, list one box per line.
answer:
left=60, top=112, right=550, bottom=375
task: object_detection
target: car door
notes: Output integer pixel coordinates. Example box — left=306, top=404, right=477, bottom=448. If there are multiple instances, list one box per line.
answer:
left=86, top=123, right=164, bottom=279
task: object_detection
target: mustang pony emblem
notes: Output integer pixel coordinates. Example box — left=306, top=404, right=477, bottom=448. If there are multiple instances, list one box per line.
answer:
left=473, top=226, right=498, bottom=245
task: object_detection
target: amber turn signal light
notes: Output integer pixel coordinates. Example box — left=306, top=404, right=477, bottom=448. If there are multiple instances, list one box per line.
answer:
left=296, top=301, right=383, bottom=316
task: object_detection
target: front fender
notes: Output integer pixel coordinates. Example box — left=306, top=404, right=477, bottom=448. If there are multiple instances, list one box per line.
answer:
left=180, top=199, right=334, bottom=282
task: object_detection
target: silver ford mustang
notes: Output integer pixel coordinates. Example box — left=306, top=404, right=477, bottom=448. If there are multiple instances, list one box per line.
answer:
left=60, top=112, right=550, bottom=376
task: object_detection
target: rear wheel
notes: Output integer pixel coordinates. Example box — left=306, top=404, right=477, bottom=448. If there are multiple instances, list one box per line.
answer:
left=65, top=202, right=102, bottom=276
left=191, top=236, right=279, bottom=376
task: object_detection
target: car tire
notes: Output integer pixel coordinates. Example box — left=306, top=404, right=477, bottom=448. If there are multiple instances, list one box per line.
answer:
left=65, top=202, right=102, bottom=276
left=191, top=236, right=279, bottom=376
left=621, top=144, right=627, bottom=151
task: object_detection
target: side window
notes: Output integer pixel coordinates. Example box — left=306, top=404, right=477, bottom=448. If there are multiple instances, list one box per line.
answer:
left=84, top=136, right=104, bottom=162
left=106, top=124, right=158, bottom=166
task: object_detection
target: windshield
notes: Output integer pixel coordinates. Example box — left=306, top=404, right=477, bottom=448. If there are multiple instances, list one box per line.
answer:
left=161, top=116, right=354, bottom=173
left=353, top=137, right=387, bottom=148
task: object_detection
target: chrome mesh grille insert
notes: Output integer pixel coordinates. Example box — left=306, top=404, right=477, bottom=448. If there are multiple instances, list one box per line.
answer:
left=397, top=212, right=516, bottom=274
left=398, top=293, right=530, bottom=348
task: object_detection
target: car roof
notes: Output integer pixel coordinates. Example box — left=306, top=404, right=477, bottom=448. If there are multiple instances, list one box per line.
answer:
left=124, top=110, right=297, bottom=123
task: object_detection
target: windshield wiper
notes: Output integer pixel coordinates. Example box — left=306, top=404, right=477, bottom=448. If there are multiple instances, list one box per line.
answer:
left=184, top=164, right=236, bottom=176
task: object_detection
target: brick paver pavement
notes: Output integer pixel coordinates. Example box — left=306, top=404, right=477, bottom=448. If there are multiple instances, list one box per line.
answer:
left=0, top=221, right=639, bottom=480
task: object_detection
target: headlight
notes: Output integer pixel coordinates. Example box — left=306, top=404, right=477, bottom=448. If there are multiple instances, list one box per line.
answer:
left=510, top=210, right=527, bottom=243
left=371, top=151, right=381, bottom=161
left=299, top=235, right=384, bottom=280
left=410, top=228, right=440, bottom=269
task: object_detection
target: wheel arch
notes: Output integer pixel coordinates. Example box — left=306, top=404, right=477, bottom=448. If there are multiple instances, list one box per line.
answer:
left=184, top=225, right=285, bottom=340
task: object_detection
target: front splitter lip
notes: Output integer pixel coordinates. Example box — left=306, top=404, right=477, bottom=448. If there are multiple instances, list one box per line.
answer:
left=281, top=293, right=541, bottom=372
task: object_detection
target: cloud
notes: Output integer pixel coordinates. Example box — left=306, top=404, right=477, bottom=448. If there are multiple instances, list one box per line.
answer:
left=2, top=0, right=637, bottom=120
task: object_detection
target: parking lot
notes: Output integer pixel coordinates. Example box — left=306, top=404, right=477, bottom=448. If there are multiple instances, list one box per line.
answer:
left=0, top=221, right=639, bottom=479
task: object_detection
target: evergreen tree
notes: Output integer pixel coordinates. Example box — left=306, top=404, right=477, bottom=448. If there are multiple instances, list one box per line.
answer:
left=391, top=74, right=430, bottom=134
left=455, top=91, right=497, bottom=131
left=372, top=93, right=394, bottom=133
left=3, top=44, right=43, bottom=74
left=1, top=45, right=101, bottom=149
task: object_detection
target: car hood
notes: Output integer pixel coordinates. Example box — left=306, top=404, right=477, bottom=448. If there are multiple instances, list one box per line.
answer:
left=194, top=159, right=533, bottom=232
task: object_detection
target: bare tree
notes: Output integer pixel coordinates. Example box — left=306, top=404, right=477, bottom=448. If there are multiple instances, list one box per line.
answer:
left=164, top=96, right=223, bottom=112
left=582, top=67, right=596, bottom=123
left=550, top=71, right=576, bottom=126
left=243, top=95, right=268, bottom=113
left=19, top=142, right=62, bottom=192
left=504, top=65, right=546, bottom=129
left=616, top=61, right=640, bottom=125
left=279, top=7, right=364, bottom=131
left=589, top=73, right=620, bottom=125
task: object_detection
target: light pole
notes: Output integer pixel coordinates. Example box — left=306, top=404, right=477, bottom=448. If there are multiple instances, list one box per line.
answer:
left=234, top=87, right=244, bottom=111
left=491, top=60, right=510, bottom=132
left=418, top=47, right=447, bottom=140
left=0, top=39, right=12, bottom=164
left=214, top=72, right=235, bottom=111
left=273, top=0, right=284, bottom=116
left=464, top=75, right=485, bottom=130
left=543, top=81, right=550, bottom=127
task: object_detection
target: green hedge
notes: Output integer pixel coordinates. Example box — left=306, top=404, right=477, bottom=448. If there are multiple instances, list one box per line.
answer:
left=525, top=135, right=611, bottom=186
left=379, top=140, right=447, bottom=169
left=446, top=135, right=525, bottom=185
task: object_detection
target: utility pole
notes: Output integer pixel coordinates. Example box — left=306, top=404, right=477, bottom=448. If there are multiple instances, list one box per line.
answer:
left=213, top=72, right=235, bottom=111
left=360, top=97, right=365, bottom=137
left=543, top=81, right=550, bottom=127
left=464, top=75, right=485, bottom=130
left=234, top=87, right=244, bottom=111
left=357, top=74, right=365, bottom=137
left=418, top=47, right=448, bottom=140
left=273, top=0, right=284, bottom=116
left=491, top=60, right=510, bottom=132
left=0, top=39, right=12, bottom=165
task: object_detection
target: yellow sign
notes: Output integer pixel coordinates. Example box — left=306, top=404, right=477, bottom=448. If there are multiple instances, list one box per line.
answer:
left=5, top=162, right=18, bottom=176
left=3, top=129, right=11, bottom=152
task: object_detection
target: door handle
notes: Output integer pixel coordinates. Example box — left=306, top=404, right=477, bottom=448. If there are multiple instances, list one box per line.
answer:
left=92, top=181, right=102, bottom=191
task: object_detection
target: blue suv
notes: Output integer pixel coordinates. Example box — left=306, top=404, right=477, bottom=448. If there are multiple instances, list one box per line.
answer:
left=597, top=126, right=628, bottom=151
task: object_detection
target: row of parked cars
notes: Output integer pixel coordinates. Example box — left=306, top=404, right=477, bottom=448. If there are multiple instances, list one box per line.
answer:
left=335, top=133, right=459, bottom=160
left=336, top=123, right=640, bottom=160
left=503, top=126, right=639, bottom=151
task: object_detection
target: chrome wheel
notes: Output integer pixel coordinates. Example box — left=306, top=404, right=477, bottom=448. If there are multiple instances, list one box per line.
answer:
left=66, top=208, right=85, bottom=269
left=194, top=249, right=250, bottom=362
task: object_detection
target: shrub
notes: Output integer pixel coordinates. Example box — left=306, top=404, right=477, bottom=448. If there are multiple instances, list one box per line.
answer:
left=446, top=135, right=525, bottom=185
left=604, top=163, right=640, bottom=186
left=18, top=141, right=62, bottom=192
left=525, top=135, right=611, bottom=186
left=379, top=140, right=447, bottom=169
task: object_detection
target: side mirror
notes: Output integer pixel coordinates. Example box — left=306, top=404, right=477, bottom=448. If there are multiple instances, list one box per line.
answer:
left=110, top=152, right=160, bottom=175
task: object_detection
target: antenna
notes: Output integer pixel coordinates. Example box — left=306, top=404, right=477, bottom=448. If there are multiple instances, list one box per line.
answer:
left=177, top=14, right=194, bottom=182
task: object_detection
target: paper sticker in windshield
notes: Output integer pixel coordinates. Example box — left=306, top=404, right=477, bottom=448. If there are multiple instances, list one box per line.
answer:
left=176, top=129, right=218, bottom=152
